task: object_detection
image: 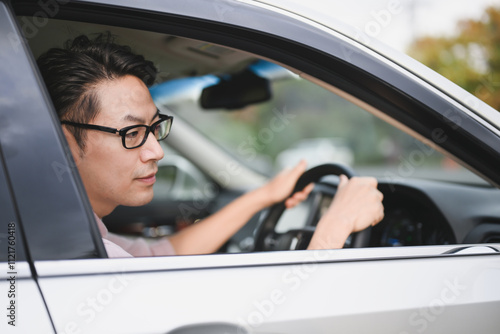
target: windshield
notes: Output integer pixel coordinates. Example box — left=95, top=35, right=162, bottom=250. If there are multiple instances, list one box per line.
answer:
left=153, top=67, right=483, bottom=185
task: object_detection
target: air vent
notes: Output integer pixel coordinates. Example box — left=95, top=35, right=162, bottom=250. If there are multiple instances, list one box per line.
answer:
left=483, top=234, right=500, bottom=243
left=463, top=223, right=500, bottom=244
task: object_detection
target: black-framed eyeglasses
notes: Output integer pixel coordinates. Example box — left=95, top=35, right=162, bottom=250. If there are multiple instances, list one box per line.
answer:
left=61, top=113, right=173, bottom=149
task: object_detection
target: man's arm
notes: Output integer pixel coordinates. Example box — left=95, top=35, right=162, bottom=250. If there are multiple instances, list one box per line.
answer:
left=168, top=160, right=313, bottom=255
left=168, top=163, right=384, bottom=255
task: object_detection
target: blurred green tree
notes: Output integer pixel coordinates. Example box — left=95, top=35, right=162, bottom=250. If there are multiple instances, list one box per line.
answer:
left=408, top=6, right=500, bottom=110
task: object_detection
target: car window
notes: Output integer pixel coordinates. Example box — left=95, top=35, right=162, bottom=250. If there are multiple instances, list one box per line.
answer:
left=22, top=17, right=486, bottom=188
left=0, top=150, right=26, bottom=262
left=20, top=12, right=499, bottom=260
left=159, top=70, right=484, bottom=185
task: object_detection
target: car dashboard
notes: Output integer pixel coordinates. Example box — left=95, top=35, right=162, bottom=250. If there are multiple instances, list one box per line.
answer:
left=371, top=182, right=456, bottom=247
left=246, top=176, right=500, bottom=251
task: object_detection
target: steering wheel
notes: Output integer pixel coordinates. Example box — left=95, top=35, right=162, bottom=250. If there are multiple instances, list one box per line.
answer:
left=253, top=163, right=372, bottom=251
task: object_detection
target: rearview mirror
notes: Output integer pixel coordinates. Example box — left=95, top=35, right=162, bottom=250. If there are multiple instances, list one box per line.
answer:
left=200, top=69, right=271, bottom=110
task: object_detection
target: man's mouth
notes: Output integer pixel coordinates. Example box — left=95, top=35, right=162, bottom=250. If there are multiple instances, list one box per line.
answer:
left=136, top=172, right=157, bottom=184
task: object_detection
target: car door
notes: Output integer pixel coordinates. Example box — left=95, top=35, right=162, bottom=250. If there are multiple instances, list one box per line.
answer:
left=8, top=0, right=500, bottom=333
left=0, top=154, right=54, bottom=333
left=0, top=3, right=62, bottom=333
left=33, top=247, right=500, bottom=333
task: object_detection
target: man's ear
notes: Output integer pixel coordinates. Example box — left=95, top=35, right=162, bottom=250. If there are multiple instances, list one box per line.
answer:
left=61, top=126, right=84, bottom=163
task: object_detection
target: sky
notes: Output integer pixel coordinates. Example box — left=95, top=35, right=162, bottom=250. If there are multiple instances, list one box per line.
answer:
left=266, top=0, right=500, bottom=53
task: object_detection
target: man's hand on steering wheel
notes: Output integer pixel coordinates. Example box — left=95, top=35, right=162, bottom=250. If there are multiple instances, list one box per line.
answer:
left=308, top=174, right=384, bottom=250
left=254, top=161, right=384, bottom=251
left=256, top=160, right=314, bottom=208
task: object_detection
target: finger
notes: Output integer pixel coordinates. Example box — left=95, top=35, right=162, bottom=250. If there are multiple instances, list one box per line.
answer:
left=295, top=183, right=314, bottom=196
left=287, top=193, right=306, bottom=207
left=377, top=189, right=384, bottom=201
left=295, top=182, right=314, bottom=197
left=278, top=160, right=305, bottom=176
left=338, top=174, right=349, bottom=188
left=286, top=183, right=313, bottom=208
left=292, top=192, right=307, bottom=202
left=372, top=204, right=385, bottom=225
left=292, top=159, right=308, bottom=176
left=364, top=176, right=378, bottom=188
left=288, top=189, right=310, bottom=205
left=303, top=182, right=314, bottom=195
left=279, top=160, right=307, bottom=187
left=285, top=197, right=299, bottom=208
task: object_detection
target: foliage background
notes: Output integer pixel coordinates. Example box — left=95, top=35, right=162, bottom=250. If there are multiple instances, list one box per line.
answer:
left=408, top=6, right=500, bottom=111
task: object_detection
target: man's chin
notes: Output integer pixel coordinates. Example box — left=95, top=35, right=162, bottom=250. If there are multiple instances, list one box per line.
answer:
left=123, top=192, right=154, bottom=207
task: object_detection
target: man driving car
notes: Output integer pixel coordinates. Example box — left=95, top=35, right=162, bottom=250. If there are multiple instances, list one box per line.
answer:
left=37, top=34, right=384, bottom=257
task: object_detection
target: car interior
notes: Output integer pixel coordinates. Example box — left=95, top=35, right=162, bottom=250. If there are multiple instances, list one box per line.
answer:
left=23, top=16, right=500, bottom=256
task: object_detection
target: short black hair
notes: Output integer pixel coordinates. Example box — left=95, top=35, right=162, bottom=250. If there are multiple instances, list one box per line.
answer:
left=37, top=33, right=157, bottom=151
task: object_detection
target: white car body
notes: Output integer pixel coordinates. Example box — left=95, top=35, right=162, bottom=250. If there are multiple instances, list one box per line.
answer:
left=1, top=1, right=499, bottom=333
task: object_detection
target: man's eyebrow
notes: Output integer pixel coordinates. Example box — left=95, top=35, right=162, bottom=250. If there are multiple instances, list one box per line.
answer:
left=122, top=109, right=159, bottom=124
left=151, top=108, right=160, bottom=121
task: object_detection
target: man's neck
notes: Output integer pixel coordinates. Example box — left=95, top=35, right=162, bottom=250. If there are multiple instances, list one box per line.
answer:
left=91, top=200, right=115, bottom=219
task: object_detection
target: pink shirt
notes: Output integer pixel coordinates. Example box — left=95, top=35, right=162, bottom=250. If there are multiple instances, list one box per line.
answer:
left=94, top=213, right=176, bottom=258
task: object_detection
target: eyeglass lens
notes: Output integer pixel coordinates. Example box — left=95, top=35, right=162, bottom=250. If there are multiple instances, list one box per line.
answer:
left=123, top=118, right=171, bottom=148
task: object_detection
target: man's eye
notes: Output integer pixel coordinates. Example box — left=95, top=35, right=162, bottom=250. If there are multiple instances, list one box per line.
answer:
left=126, top=131, right=139, bottom=139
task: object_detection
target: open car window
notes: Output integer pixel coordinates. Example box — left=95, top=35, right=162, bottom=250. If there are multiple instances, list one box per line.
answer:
left=21, top=13, right=500, bottom=258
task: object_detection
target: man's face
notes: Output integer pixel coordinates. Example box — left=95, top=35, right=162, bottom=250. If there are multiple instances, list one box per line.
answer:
left=63, top=75, right=165, bottom=217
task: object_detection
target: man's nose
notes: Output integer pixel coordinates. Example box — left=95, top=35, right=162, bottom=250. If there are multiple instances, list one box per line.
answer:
left=140, top=132, right=165, bottom=162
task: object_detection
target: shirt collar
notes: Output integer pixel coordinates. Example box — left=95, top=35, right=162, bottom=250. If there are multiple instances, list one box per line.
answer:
left=93, top=212, right=108, bottom=238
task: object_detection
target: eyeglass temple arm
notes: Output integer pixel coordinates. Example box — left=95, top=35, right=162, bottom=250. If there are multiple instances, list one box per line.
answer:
left=61, top=121, right=118, bottom=134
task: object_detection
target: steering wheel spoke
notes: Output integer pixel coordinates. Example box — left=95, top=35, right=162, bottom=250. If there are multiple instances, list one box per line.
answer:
left=264, top=227, right=316, bottom=251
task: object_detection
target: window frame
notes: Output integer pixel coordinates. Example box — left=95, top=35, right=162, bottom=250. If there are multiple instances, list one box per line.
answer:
left=1, top=0, right=106, bottom=261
